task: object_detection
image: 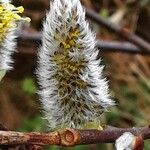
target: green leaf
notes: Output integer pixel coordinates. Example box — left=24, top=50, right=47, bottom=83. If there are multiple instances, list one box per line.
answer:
left=21, top=77, right=37, bottom=94
left=18, top=116, right=46, bottom=132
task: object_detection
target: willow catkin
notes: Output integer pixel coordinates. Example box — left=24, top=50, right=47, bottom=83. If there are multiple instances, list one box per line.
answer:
left=115, top=132, right=136, bottom=150
left=37, top=0, right=114, bottom=130
left=0, top=1, right=30, bottom=80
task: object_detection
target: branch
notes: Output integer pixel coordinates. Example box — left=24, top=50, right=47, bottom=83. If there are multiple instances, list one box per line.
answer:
left=18, top=32, right=150, bottom=54
left=0, top=126, right=149, bottom=146
left=86, top=8, right=150, bottom=52
left=0, top=122, right=42, bottom=149
left=96, top=41, right=147, bottom=54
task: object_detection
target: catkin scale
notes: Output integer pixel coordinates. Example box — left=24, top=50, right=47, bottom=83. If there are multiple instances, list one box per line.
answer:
left=37, top=0, right=114, bottom=130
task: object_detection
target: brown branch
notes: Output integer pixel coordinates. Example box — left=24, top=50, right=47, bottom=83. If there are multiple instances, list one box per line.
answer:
left=96, top=41, right=147, bottom=54
left=0, top=122, right=43, bottom=150
left=18, top=32, right=150, bottom=54
left=86, top=8, right=150, bottom=52
left=0, top=126, right=149, bottom=147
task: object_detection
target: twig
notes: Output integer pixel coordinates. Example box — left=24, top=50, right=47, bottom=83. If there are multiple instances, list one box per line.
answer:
left=18, top=32, right=150, bottom=54
left=0, top=123, right=7, bottom=131
left=0, top=122, right=43, bottom=150
left=0, top=126, right=149, bottom=146
left=18, top=32, right=42, bottom=42
left=96, top=41, right=146, bottom=54
left=86, top=8, right=150, bottom=52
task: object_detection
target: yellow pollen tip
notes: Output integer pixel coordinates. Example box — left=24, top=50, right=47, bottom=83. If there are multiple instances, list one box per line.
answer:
left=0, top=7, right=3, bottom=13
left=17, top=6, right=24, bottom=13
left=25, top=17, right=31, bottom=22
left=0, top=23, right=3, bottom=28
left=0, top=2, right=30, bottom=41
left=64, top=44, right=71, bottom=49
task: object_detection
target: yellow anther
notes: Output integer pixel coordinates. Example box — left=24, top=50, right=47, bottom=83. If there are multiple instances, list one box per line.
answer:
left=0, top=23, right=3, bottom=28
left=0, top=7, right=3, bottom=13
left=17, top=6, right=24, bottom=13
left=69, top=39, right=74, bottom=45
left=0, top=2, right=30, bottom=41
left=72, top=30, right=79, bottom=37
left=25, top=17, right=31, bottom=22
left=64, top=44, right=70, bottom=49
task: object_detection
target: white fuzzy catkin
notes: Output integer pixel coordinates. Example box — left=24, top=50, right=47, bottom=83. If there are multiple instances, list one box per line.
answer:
left=0, top=27, right=16, bottom=81
left=0, top=1, right=30, bottom=80
left=115, top=132, right=135, bottom=150
left=0, top=28, right=17, bottom=71
left=37, top=0, right=114, bottom=130
left=0, top=0, right=15, bottom=72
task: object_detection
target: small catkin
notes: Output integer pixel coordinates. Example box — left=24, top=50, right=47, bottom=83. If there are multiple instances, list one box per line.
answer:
left=37, top=0, right=114, bottom=130
left=115, top=132, right=136, bottom=150
left=0, top=0, right=30, bottom=76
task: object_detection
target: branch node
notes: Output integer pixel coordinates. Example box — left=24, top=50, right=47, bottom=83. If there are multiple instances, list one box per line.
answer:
left=60, top=128, right=81, bottom=146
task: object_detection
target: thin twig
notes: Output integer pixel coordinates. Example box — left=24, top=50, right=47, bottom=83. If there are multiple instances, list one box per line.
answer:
left=18, top=32, right=150, bottom=54
left=86, top=8, right=150, bottom=52
left=96, top=40, right=146, bottom=54
left=0, top=123, right=7, bottom=131
left=0, top=126, right=149, bottom=146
